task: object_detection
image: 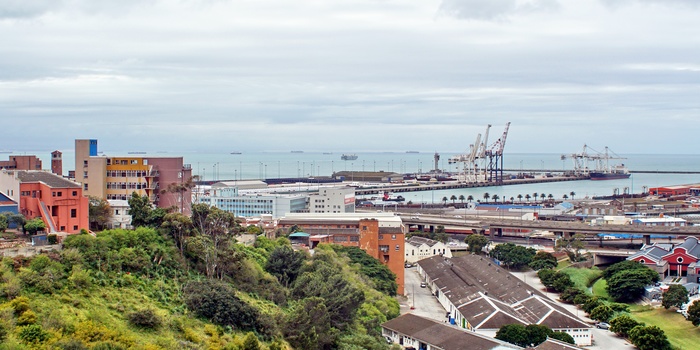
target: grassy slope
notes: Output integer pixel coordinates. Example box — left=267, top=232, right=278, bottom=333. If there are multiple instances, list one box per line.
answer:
left=561, top=267, right=602, bottom=291
left=629, top=305, right=700, bottom=350
left=591, top=278, right=609, bottom=299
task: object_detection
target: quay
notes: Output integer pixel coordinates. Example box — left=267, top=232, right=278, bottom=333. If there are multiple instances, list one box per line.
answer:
left=353, top=175, right=589, bottom=196
left=505, top=169, right=700, bottom=174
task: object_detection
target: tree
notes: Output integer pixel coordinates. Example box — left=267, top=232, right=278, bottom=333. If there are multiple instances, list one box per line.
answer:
left=628, top=325, right=671, bottom=350
left=609, top=315, right=643, bottom=338
left=529, top=251, right=557, bottom=270
left=450, top=195, right=457, bottom=204
left=602, top=260, right=648, bottom=280
left=550, top=331, right=575, bottom=344
left=555, top=233, right=586, bottom=262
left=496, top=323, right=570, bottom=348
left=24, top=218, right=46, bottom=235
left=242, top=332, right=261, bottom=350
left=562, top=194, right=569, bottom=200
left=0, top=214, right=8, bottom=232
left=589, top=305, right=614, bottom=322
left=547, top=194, right=554, bottom=202
left=467, top=195, right=474, bottom=203
left=188, top=204, right=240, bottom=279
left=492, top=194, right=499, bottom=203
left=495, top=324, right=528, bottom=347
left=183, top=280, right=263, bottom=333
left=160, top=176, right=196, bottom=214
left=533, top=193, right=538, bottom=203
left=88, top=196, right=111, bottom=231
left=606, top=266, right=659, bottom=302
left=552, top=273, right=575, bottom=293
left=662, top=284, right=689, bottom=309
left=284, top=297, right=335, bottom=350
left=459, top=195, right=465, bottom=203
left=489, top=243, right=536, bottom=269
left=161, top=212, right=193, bottom=256
left=517, top=194, right=523, bottom=202
left=441, top=196, right=448, bottom=205
left=266, top=245, right=306, bottom=287
left=525, top=194, right=531, bottom=202
left=540, top=193, right=546, bottom=202
left=560, top=287, right=585, bottom=304
left=570, top=191, right=576, bottom=200
left=128, top=192, right=153, bottom=228
left=537, top=269, right=556, bottom=289
left=483, top=192, right=490, bottom=203
left=465, top=234, right=489, bottom=254
left=688, top=300, right=700, bottom=326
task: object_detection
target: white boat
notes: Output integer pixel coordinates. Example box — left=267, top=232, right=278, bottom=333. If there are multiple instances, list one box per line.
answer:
left=341, top=154, right=358, bottom=161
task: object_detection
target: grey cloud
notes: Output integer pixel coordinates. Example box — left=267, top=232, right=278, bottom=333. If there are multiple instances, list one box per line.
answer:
left=438, top=0, right=560, bottom=20
left=601, top=0, right=700, bottom=9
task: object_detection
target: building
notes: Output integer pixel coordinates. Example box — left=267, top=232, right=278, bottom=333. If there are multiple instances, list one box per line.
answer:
left=405, top=236, right=453, bottom=263
left=649, top=184, right=700, bottom=197
left=9, top=171, right=88, bottom=234
left=74, top=139, right=193, bottom=215
left=0, top=192, right=19, bottom=227
left=308, top=187, right=355, bottom=214
left=630, top=237, right=700, bottom=278
left=0, top=155, right=42, bottom=171
left=416, top=255, right=591, bottom=346
left=381, top=313, right=521, bottom=350
left=632, top=215, right=686, bottom=227
left=51, top=150, right=63, bottom=176
left=107, top=199, right=132, bottom=229
left=198, top=181, right=307, bottom=218
left=381, top=314, right=581, bottom=350
left=279, top=213, right=406, bottom=294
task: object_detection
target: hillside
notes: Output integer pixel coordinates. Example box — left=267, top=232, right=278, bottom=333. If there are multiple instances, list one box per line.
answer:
left=0, top=219, right=400, bottom=349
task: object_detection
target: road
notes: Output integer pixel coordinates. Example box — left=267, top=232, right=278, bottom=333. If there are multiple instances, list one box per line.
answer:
left=509, top=270, right=635, bottom=350
left=399, top=267, right=449, bottom=323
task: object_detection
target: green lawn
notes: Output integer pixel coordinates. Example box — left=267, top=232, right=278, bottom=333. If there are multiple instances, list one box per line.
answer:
left=556, top=259, right=572, bottom=270
left=629, top=304, right=700, bottom=350
left=561, top=267, right=602, bottom=291
left=591, top=278, right=609, bottom=300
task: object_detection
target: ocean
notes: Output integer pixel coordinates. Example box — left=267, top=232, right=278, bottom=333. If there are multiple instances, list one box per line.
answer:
left=24, top=150, right=700, bottom=204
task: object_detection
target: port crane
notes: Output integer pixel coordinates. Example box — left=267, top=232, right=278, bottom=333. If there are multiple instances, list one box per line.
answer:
left=485, top=122, right=511, bottom=183
left=449, top=124, right=491, bottom=183
left=561, top=145, right=626, bottom=176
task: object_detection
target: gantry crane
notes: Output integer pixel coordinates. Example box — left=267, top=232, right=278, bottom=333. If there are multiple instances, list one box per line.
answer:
left=448, top=124, right=494, bottom=183
left=485, top=122, right=511, bottom=183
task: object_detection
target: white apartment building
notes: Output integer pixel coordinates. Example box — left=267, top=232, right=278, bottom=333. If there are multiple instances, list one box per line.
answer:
left=308, top=187, right=355, bottom=214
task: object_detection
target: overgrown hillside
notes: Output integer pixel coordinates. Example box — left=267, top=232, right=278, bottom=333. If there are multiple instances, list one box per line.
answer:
left=0, top=206, right=400, bottom=350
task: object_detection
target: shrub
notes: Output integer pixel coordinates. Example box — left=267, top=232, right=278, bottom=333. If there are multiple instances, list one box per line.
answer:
left=128, top=309, right=162, bottom=329
left=18, top=324, right=49, bottom=343
left=48, top=234, right=58, bottom=245
left=92, top=341, right=127, bottom=350
left=609, top=315, right=643, bottom=338
left=17, top=310, right=37, bottom=326
left=10, top=296, right=31, bottom=315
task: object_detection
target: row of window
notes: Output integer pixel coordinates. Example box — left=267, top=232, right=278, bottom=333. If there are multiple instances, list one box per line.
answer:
left=378, top=234, right=398, bottom=240
left=379, top=245, right=401, bottom=252
left=51, top=190, right=79, bottom=197
left=107, top=170, right=148, bottom=178
left=107, top=182, right=148, bottom=190
left=333, top=236, right=360, bottom=242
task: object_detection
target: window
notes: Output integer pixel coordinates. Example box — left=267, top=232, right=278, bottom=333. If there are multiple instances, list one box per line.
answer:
left=72, top=191, right=77, bottom=196
left=392, top=234, right=396, bottom=240
left=395, top=245, right=400, bottom=251
left=115, top=210, right=120, bottom=215
left=57, top=192, right=62, bottom=197
left=379, top=245, right=389, bottom=252
left=71, top=209, right=77, bottom=218
left=678, top=257, right=684, bottom=263
left=84, top=184, right=88, bottom=191
left=73, top=225, right=78, bottom=231
left=83, top=171, right=88, bottom=178
left=378, top=234, right=384, bottom=240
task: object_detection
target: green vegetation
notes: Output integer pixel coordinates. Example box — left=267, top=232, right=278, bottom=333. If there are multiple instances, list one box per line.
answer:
left=495, top=324, right=574, bottom=347
left=661, top=284, right=688, bottom=310
left=628, top=304, right=700, bottom=349
left=528, top=251, right=557, bottom=271
left=464, top=234, right=489, bottom=254
left=489, top=243, right=536, bottom=269
left=591, top=278, right=609, bottom=299
left=0, top=200, right=400, bottom=349
left=604, top=261, right=659, bottom=302
left=560, top=267, right=602, bottom=291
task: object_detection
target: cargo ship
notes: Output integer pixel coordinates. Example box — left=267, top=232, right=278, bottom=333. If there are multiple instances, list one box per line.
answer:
left=590, top=164, right=630, bottom=180
left=341, top=154, right=358, bottom=161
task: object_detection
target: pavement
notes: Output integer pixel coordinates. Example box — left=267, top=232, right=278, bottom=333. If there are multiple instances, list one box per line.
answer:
left=509, top=270, right=635, bottom=350
left=399, top=267, right=450, bottom=323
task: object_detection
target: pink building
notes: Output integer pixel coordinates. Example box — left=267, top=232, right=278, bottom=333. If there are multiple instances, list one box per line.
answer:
left=17, top=171, right=88, bottom=234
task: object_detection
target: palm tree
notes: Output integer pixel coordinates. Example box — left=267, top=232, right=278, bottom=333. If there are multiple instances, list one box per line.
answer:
left=570, top=191, right=576, bottom=200
left=540, top=193, right=546, bottom=202
left=533, top=192, right=538, bottom=203
left=483, top=192, right=490, bottom=203
left=563, top=194, right=569, bottom=200
left=517, top=194, right=523, bottom=203
left=442, top=196, right=448, bottom=205
left=467, top=195, right=474, bottom=203
left=459, top=195, right=466, bottom=204
left=492, top=194, right=499, bottom=203
left=450, top=195, right=458, bottom=204
left=525, top=194, right=531, bottom=202
left=547, top=194, right=554, bottom=202
left=510, top=197, right=515, bottom=203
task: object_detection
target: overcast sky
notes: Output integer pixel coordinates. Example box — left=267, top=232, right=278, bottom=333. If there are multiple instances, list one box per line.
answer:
left=1, top=0, right=699, bottom=154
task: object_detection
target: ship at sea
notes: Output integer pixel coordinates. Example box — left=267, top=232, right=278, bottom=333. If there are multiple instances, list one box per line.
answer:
left=341, top=154, right=358, bottom=161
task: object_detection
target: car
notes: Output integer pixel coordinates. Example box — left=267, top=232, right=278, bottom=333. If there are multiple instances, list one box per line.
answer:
left=420, top=282, right=427, bottom=288
left=385, top=336, right=393, bottom=344
left=405, top=263, right=413, bottom=268
left=595, top=322, right=610, bottom=330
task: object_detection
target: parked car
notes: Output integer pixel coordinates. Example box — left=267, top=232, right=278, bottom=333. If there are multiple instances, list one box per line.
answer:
left=596, top=322, right=610, bottom=330
left=405, top=263, right=413, bottom=268
left=420, top=282, right=427, bottom=288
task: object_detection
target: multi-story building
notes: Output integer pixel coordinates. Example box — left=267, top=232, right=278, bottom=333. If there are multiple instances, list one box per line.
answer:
left=0, top=155, right=42, bottom=171
left=107, top=199, right=132, bottom=229
left=278, top=213, right=406, bottom=294
left=51, top=150, right=63, bottom=176
left=74, top=139, right=193, bottom=215
left=308, top=187, right=355, bottom=214
left=198, top=181, right=307, bottom=218
left=1, top=170, right=88, bottom=234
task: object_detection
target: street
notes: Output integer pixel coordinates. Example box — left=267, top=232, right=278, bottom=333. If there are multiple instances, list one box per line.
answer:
left=399, top=267, right=449, bottom=323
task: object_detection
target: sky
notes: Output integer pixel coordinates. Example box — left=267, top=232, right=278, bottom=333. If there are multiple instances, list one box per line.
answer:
left=1, top=0, right=699, bottom=154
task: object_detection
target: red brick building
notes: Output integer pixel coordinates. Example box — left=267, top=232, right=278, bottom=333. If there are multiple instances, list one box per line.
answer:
left=279, top=213, right=406, bottom=294
left=17, top=171, right=88, bottom=234
left=0, top=155, right=42, bottom=171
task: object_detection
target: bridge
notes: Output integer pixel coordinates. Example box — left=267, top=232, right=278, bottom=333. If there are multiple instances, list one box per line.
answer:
left=398, top=214, right=700, bottom=245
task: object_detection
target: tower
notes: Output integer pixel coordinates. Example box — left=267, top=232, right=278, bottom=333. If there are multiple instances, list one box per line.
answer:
left=51, top=150, right=63, bottom=176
